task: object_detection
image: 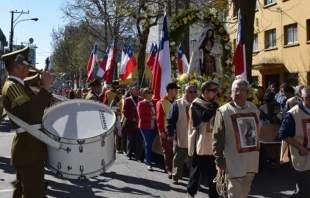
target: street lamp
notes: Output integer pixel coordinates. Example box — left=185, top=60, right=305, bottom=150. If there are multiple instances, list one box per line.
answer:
left=9, top=17, right=39, bottom=52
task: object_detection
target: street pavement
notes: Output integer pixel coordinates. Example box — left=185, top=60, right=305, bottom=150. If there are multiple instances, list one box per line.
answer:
left=0, top=116, right=296, bottom=198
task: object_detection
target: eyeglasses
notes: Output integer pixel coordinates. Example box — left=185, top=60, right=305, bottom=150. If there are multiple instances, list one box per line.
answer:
left=207, top=88, right=218, bottom=93
left=187, top=90, right=197, bottom=94
left=233, top=89, right=247, bottom=95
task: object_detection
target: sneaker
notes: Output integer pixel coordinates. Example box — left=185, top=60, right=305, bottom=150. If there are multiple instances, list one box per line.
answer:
left=147, top=166, right=153, bottom=171
left=187, top=193, right=195, bottom=198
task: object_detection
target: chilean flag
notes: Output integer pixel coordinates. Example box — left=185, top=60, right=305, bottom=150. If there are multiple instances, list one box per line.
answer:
left=152, top=12, right=172, bottom=100
left=119, top=44, right=136, bottom=80
left=146, top=43, right=158, bottom=71
left=86, top=43, right=98, bottom=82
left=96, top=47, right=109, bottom=78
left=177, top=44, right=189, bottom=74
left=104, top=40, right=115, bottom=83
left=232, top=9, right=247, bottom=79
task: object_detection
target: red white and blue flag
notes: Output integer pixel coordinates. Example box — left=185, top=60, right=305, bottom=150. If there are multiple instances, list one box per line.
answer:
left=146, top=43, right=158, bottom=71
left=177, top=44, right=189, bottom=74
left=96, top=47, right=109, bottom=79
left=104, top=40, right=115, bottom=83
left=232, top=9, right=247, bottom=79
left=119, top=44, right=136, bottom=80
left=152, top=12, right=172, bottom=100
left=86, top=43, right=98, bottom=82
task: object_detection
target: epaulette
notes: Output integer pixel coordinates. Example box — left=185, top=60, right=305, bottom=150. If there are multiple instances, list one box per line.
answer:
left=6, top=82, right=30, bottom=109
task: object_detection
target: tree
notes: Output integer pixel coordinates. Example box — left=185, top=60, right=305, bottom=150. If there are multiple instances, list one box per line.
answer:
left=232, top=0, right=256, bottom=84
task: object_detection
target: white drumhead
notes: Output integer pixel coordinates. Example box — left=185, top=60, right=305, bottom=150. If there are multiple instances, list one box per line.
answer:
left=43, top=99, right=115, bottom=140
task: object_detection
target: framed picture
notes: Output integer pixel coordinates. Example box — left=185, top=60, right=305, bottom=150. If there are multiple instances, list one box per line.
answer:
left=236, top=117, right=257, bottom=148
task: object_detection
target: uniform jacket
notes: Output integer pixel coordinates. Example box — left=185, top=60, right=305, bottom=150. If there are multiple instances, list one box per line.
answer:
left=2, top=78, right=52, bottom=166
left=122, top=96, right=141, bottom=133
left=137, top=99, right=158, bottom=130
left=85, top=90, right=101, bottom=101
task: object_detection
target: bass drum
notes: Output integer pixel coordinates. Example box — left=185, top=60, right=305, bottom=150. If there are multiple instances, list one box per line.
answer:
left=42, top=99, right=116, bottom=179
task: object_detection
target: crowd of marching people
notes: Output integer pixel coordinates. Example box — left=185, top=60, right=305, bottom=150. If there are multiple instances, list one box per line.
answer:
left=45, top=75, right=310, bottom=198
left=1, top=68, right=310, bottom=197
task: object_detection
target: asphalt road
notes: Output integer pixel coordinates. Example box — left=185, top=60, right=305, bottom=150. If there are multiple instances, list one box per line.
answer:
left=0, top=117, right=295, bottom=198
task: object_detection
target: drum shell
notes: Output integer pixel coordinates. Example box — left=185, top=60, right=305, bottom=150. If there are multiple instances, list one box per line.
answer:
left=42, top=99, right=116, bottom=179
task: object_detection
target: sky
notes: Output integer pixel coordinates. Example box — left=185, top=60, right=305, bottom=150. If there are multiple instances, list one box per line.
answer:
left=0, top=0, right=67, bottom=70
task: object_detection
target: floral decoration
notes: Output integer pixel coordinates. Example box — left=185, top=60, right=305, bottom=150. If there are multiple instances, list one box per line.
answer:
left=175, top=72, right=234, bottom=104
left=168, top=6, right=233, bottom=80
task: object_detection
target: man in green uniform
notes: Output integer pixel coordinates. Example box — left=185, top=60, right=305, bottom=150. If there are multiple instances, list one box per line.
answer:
left=1, top=46, right=52, bottom=198
left=85, top=77, right=102, bottom=101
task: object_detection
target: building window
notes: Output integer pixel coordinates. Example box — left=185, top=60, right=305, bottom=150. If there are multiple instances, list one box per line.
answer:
left=265, top=29, right=276, bottom=49
left=307, top=19, right=310, bottom=41
left=284, top=72, right=299, bottom=86
left=265, top=0, right=275, bottom=5
left=284, top=23, right=298, bottom=45
left=253, top=34, right=258, bottom=52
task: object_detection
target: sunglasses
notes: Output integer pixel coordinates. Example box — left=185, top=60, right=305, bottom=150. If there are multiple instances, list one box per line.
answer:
left=207, top=88, right=218, bottom=93
left=187, top=90, right=197, bottom=94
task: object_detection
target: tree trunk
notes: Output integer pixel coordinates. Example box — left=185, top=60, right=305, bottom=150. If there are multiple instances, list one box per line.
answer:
left=137, top=28, right=150, bottom=87
left=232, top=0, right=256, bottom=84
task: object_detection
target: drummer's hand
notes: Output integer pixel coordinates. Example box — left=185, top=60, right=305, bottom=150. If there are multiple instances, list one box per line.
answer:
left=159, top=132, right=166, bottom=139
left=298, top=146, right=308, bottom=156
left=41, top=71, right=52, bottom=91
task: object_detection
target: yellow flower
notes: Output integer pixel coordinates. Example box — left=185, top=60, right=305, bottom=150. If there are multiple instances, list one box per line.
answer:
left=179, top=74, right=188, bottom=82
left=218, top=27, right=224, bottom=33
left=217, top=75, right=223, bottom=79
left=190, top=79, right=198, bottom=85
left=219, top=97, right=225, bottom=103
left=223, top=35, right=228, bottom=41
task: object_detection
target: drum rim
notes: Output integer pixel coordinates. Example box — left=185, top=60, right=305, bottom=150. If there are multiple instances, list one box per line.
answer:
left=43, top=99, right=116, bottom=144
left=46, top=153, right=116, bottom=178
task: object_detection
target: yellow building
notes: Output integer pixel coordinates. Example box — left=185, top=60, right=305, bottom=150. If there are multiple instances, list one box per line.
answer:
left=227, top=0, right=310, bottom=88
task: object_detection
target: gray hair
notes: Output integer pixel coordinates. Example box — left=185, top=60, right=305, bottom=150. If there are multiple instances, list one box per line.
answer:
left=185, top=84, right=197, bottom=91
left=231, top=79, right=250, bottom=91
left=301, top=86, right=310, bottom=97
left=295, top=85, right=305, bottom=96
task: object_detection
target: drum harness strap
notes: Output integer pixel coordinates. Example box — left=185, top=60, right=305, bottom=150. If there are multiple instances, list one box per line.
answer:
left=15, top=124, right=42, bottom=134
left=5, top=110, right=62, bottom=150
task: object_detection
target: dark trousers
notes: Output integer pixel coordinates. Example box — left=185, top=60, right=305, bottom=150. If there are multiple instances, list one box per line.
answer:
left=140, top=129, right=157, bottom=165
left=289, top=160, right=310, bottom=198
left=122, top=132, right=127, bottom=153
left=187, top=151, right=219, bottom=198
left=13, top=162, right=45, bottom=198
left=127, top=129, right=143, bottom=160
left=159, top=136, right=173, bottom=173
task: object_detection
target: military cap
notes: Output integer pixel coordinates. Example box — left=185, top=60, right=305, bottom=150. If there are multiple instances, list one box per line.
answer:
left=1, top=46, right=37, bottom=70
left=89, top=77, right=102, bottom=87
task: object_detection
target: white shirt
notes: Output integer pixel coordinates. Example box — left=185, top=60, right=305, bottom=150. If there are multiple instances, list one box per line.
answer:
left=8, top=75, right=24, bottom=86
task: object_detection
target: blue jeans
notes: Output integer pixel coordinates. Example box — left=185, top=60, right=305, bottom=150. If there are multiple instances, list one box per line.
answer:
left=140, top=129, right=157, bottom=165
